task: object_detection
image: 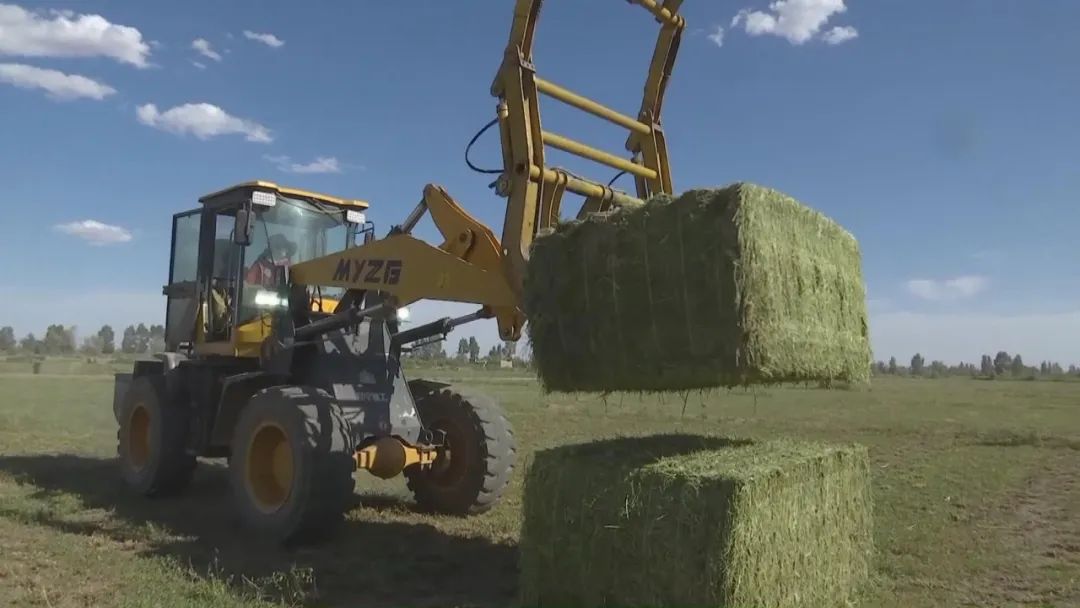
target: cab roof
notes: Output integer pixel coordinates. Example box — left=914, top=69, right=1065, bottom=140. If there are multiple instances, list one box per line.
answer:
left=198, top=180, right=370, bottom=209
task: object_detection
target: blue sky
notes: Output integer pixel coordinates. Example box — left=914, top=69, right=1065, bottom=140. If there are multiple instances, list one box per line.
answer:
left=1, top=0, right=1077, bottom=364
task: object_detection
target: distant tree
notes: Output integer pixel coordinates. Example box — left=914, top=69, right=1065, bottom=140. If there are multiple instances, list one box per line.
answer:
left=503, top=340, right=516, bottom=359
left=993, top=351, right=1011, bottom=376
left=134, top=323, right=151, bottom=353
left=910, top=353, right=925, bottom=376
left=417, top=339, right=446, bottom=361
left=1070, top=364, right=1080, bottom=376
left=1040, top=361, right=1049, bottom=376
left=888, top=357, right=898, bottom=375
left=980, top=355, right=994, bottom=377
left=43, top=325, right=61, bottom=354
left=121, top=325, right=137, bottom=354
left=80, top=335, right=103, bottom=356
left=1050, top=362, right=1064, bottom=376
left=19, top=332, right=39, bottom=354
left=147, top=324, right=166, bottom=353
left=929, top=360, right=947, bottom=378
left=0, top=326, right=15, bottom=352
left=43, top=324, right=74, bottom=355
left=1010, top=354, right=1025, bottom=377
left=874, top=361, right=887, bottom=375
left=432, top=340, right=446, bottom=361
left=64, top=326, right=76, bottom=353
left=468, top=337, right=480, bottom=363
left=456, top=338, right=469, bottom=361
left=97, top=325, right=115, bottom=355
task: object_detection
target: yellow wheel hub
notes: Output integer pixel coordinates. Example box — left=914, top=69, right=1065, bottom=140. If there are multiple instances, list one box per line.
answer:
left=127, top=404, right=151, bottom=471
left=246, top=422, right=294, bottom=513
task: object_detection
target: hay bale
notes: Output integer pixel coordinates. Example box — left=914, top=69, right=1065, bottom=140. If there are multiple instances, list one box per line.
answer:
left=524, top=183, right=870, bottom=392
left=519, top=435, right=873, bottom=608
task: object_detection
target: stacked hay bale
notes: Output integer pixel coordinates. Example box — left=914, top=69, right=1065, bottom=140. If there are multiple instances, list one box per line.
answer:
left=519, top=435, right=873, bottom=608
left=524, top=182, right=871, bottom=392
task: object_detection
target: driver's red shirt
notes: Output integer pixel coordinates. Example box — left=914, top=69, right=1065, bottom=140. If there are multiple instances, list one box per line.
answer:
left=245, top=256, right=289, bottom=287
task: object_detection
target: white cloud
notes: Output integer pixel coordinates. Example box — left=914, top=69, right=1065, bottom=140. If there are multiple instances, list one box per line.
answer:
left=0, top=3, right=150, bottom=67
left=731, top=0, right=854, bottom=45
left=707, top=25, right=725, bottom=48
left=0, top=62, right=115, bottom=100
left=54, top=219, right=132, bottom=245
left=822, top=25, right=858, bottom=45
left=242, top=30, right=284, bottom=48
left=906, top=275, right=989, bottom=301
left=191, top=60, right=206, bottom=70
left=136, top=102, right=273, bottom=143
left=265, top=154, right=343, bottom=174
left=870, top=309, right=1080, bottom=366
left=191, top=38, right=221, bottom=62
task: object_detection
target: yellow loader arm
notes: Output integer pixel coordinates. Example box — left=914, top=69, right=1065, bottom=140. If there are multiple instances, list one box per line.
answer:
left=291, top=0, right=685, bottom=341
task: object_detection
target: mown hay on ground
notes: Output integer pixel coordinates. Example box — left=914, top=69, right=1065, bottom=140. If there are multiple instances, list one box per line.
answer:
left=519, top=434, right=873, bottom=608
left=524, top=183, right=871, bottom=392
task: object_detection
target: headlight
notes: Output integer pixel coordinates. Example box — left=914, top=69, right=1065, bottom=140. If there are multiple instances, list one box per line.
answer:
left=254, top=290, right=288, bottom=308
left=396, top=306, right=410, bottom=322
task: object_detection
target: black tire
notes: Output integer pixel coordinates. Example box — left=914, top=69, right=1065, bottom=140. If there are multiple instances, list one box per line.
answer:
left=404, top=383, right=516, bottom=515
left=116, top=375, right=196, bottom=497
left=228, top=386, right=356, bottom=545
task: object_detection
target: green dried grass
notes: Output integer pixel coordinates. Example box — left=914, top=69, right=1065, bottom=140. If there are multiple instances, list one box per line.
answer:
left=524, top=183, right=871, bottom=392
left=519, top=434, right=873, bottom=608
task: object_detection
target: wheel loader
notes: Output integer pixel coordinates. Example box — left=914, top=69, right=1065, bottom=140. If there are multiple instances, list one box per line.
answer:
left=113, top=0, right=686, bottom=543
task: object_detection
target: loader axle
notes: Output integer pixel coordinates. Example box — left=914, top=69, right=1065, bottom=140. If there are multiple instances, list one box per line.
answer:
left=355, top=436, right=439, bottom=480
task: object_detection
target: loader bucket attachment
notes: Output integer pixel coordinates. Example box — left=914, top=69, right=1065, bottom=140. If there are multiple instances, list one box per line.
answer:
left=491, top=0, right=685, bottom=302
left=485, top=2, right=870, bottom=392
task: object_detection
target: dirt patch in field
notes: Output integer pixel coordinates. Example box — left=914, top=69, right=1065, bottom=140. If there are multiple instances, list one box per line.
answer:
left=964, top=451, right=1080, bottom=606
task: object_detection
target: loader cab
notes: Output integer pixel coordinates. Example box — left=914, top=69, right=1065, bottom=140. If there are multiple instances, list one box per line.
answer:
left=164, top=181, right=372, bottom=357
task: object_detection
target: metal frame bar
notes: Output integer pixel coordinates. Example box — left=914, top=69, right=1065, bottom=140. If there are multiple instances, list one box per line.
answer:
left=542, top=131, right=659, bottom=180
left=535, top=77, right=651, bottom=136
left=491, top=0, right=684, bottom=298
left=528, top=166, right=641, bottom=208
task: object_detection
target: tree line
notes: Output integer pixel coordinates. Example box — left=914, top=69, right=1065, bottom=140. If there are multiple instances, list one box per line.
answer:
left=1, top=322, right=520, bottom=366
left=4, top=323, right=1071, bottom=380
left=874, top=351, right=1079, bottom=380
left=406, top=336, right=523, bottom=366
left=0, top=324, right=165, bottom=356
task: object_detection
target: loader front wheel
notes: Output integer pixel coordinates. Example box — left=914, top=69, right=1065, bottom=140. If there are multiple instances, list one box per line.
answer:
left=405, top=385, right=516, bottom=515
left=229, top=386, right=356, bottom=544
left=116, top=375, right=195, bottom=497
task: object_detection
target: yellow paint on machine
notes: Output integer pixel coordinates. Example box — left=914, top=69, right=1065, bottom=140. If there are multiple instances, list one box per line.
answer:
left=199, top=180, right=369, bottom=209
left=290, top=235, right=519, bottom=308
left=355, top=436, right=438, bottom=480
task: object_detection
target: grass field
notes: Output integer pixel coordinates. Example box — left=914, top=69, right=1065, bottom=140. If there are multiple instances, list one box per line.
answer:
left=1, top=365, right=1079, bottom=607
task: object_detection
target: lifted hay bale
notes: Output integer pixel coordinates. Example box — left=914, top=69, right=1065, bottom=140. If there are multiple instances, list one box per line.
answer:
left=519, top=435, right=873, bottom=608
left=524, top=183, right=871, bottom=392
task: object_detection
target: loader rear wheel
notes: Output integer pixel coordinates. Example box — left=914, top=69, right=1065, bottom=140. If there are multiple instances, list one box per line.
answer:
left=229, top=386, right=356, bottom=544
left=405, top=384, right=516, bottom=515
left=116, top=375, right=195, bottom=497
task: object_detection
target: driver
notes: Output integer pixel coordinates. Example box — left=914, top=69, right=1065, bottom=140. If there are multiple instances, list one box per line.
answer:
left=245, top=233, right=297, bottom=287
